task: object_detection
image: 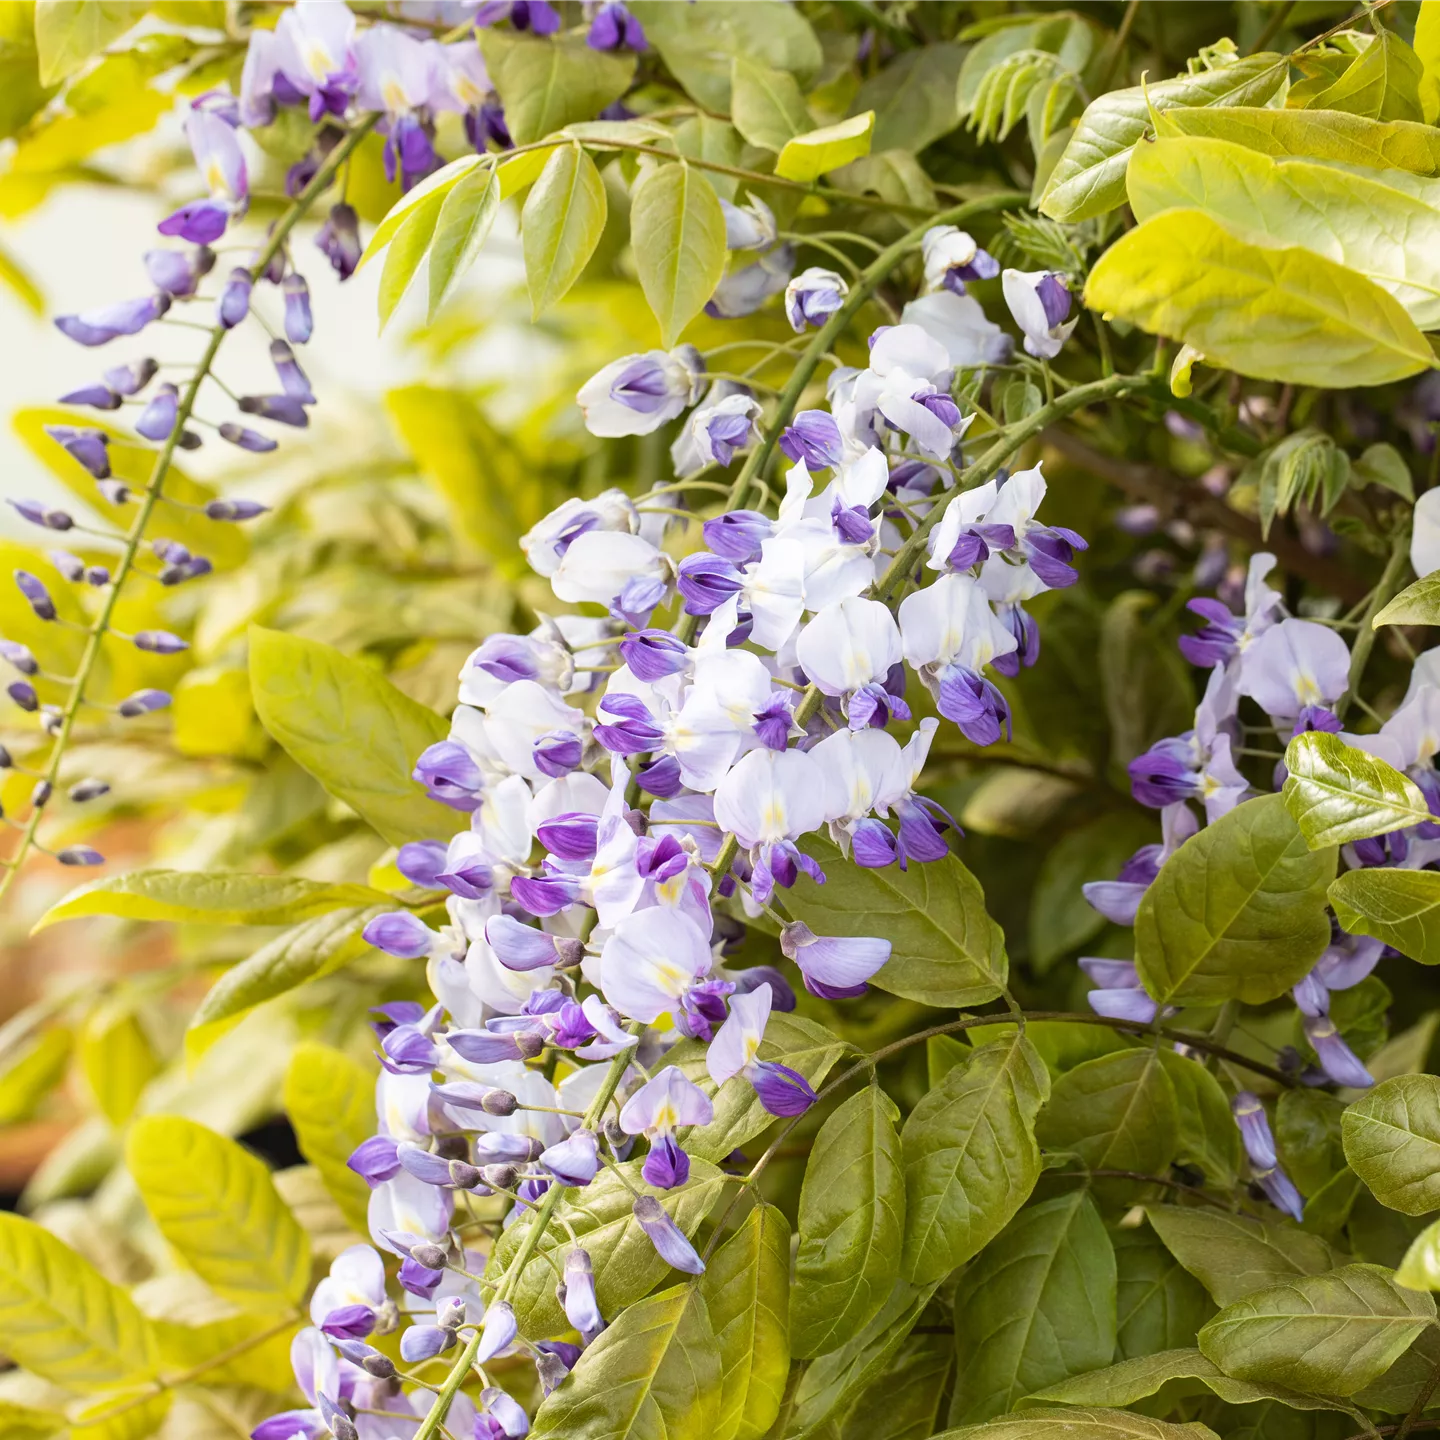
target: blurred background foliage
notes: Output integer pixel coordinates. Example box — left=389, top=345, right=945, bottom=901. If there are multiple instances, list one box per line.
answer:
left=2, top=5, right=1436, bottom=1426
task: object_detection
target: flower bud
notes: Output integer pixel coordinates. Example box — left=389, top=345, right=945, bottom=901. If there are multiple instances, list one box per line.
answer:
left=204, top=498, right=270, bottom=521
left=0, top=641, right=37, bottom=676
left=269, top=339, right=314, bottom=401
left=133, top=630, right=189, bottom=654
left=481, top=1163, right=520, bottom=1191
left=48, top=550, right=84, bottom=582
left=217, top=423, right=278, bottom=453
left=238, top=394, right=309, bottom=428
left=31, top=780, right=51, bottom=808
left=9, top=499, right=73, bottom=531
left=436, top=1295, right=467, bottom=1330
left=217, top=267, right=252, bottom=329
left=58, top=845, right=105, bottom=866
left=7, top=681, right=38, bottom=712
left=15, top=571, right=56, bottom=621
left=85, top=565, right=109, bottom=587
left=319, top=1394, right=359, bottom=1440
left=103, top=358, right=158, bottom=396
left=59, top=382, right=122, bottom=411
left=477, top=1301, right=517, bottom=1364
left=97, top=479, right=132, bottom=505
left=136, top=383, right=179, bottom=441
left=334, top=1339, right=396, bottom=1379
left=117, top=688, right=171, bottom=717
left=69, top=778, right=110, bottom=802
left=283, top=274, right=313, bottom=343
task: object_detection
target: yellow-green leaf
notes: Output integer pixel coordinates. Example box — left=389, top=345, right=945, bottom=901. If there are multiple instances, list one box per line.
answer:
left=1158, top=102, right=1440, bottom=174
left=79, top=1002, right=159, bottom=1128
left=35, top=869, right=388, bottom=932
left=1398, top=1216, right=1440, bottom=1289
left=356, top=154, right=481, bottom=273
left=248, top=626, right=453, bottom=847
left=127, top=1117, right=310, bottom=1314
left=477, top=30, right=635, bottom=146
left=1309, top=30, right=1424, bottom=124
left=1329, top=866, right=1440, bottom=965
left=284, top=1042, right=375, bottom=1236
left=70, top=1391, right=171, bottom=1439
left=730, top=54, right=810, bottom=152
left=428, top=162, right=499, bottom=320
left=1282, top=731, right=1434, bottom=849
left=1039, top=53, right=1287, bottom=222
left=0, top=1213, right=156, bottom=1391
left=34, top=0, right=143, bottom=85
left=0, top=1025, right=71, bottom=1125
left=0, top=1396, right=64, bottom=1440
left=630, top=161, right=727, bottom=347
left=1418, top=0, right=1440, bottom=125
left=1127, top=135, right=1440, bottom=328
left=1375, top=571, right=1440, bottom=627
left=775, top=111, right=875, bottom=183
left=522, top=143, right=607, bottom=317
left=1084, top=208, right=1435, bottom=388
left=377, top=186, right=447, bottom=332
left=498, top=144, right=560, bottom=200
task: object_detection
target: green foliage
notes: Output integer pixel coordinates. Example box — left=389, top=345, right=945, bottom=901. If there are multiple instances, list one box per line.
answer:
left=792, top=1085, right=906, bottom=1358
left=1375, top=571, right=1440, bottom=625
left=630, top=161, right=727, bottom=347
left=248, top=626, right=453, bottom=846
left=1197, top=1263, right=1434, bottom=1397
left=428, top=163, right=499, bottom=321
left=730, top=55, right=810, bottom=152
left=283, top=1042, right=375, bottom=1235
left=1342, top=1075, right=1440, bottom=1215
left=900, top=1032, right=1050, bottom=1284
left=1133, top=795, right=1336, bottom=1007
left=1329, top=867, right=1440, bottom=964
left=1282, top=733, right=1433, bottom=848
left=775, top=112, right=875, bottom=183
left=1036, top=1049, right=1178, bottom=1183
left=476, top=30, right=635, bottom=147
left=126, top=1117, right=310, bottom=1313
left=788, top=839, right=1007, bottom=1007
left=523, top=144, right=607, bottom=317
left=33, top=0, right=142, bottom=86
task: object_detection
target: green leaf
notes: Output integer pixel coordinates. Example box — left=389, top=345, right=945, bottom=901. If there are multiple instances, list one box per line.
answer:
left=775, top=112, right=875, bottom=183
left=34, top=0, right=142, bottom=85
left=71, top=1390, right=171, bottom=1438
left=477, top=30, right=635, bottom=146
left=1398, top=1216, right=1440, bottom=1289
left=630, top=162, right=727, bottom=347
left=126, top=1117, right=310, bottom=1313
left=730, top=54, right=810, bottom=152
left=1282, top=732, right=1433, bottom=849
left=79, top=1003, right=158, bottom=1128
left=1278, top=1090, right=1348, bottom=1198
left=0, top=1026, right=71, bottom=1126
left=357, top=155, right=483, bottom=272
left=850, top=43, right=964, bottom=154
left=35, top=869, right=387, bottom=932
left=937, top=1404, right=1220, bottom=1439
left=1100, top=591, right=1198, bottom=776
left=0, top=1214, right=155, bottom=1391
left=1113, top=1227, right=1217, bottom=1361
left=427, top=162, right=499, bottom=320
left=1158, top=1049, right=1242, bottom=1190
left=703, top=1204, right=790, bottom=1440
left=377, top=185, right=446, bottom=332
left=1085, top=208, right=1435, bottom=388
left=1145, top=1205, right=1344, bottom=1307
left=788, top=838, right=1007, bottom=1008
left=248, top=626, right=453, bottom=848
left=949, top=1192, right=1116, bottom=1425
left=1310, top=31, right=1424, bottom=123
left=1127, top=135, right=1440, bottom=328
left=283, top=1042, right=376, bottom=1236
left=837, top=1329, right=953, bottom=1440
left=1198, top=1263, right=1434, bottom=1397
left=1375, top=572, right=1440, bottom=627
left=792, top=1085, right=906, bottom=1359
left=628, top=0, right=821, bottom=112
left=1035, top=1049, right=1179, bottom=1185
left=1342, top=1074, right=1440, bottom=1216
left=1030, top=812, right=1157, bottom=973
left=1355, top=442, right=1416, bottom=502
left=190, top=907, right=384, bottom=1034
left=0, top=5, right=56, bottom=143
left=529, top=1283, right=719, bottom=1440
left=967, top=1020, right=1135, bottom=1077
left=1039, top=52, right=1286, bottom=222
left=0, top=1397, right=63, bottom=1440
left=1160, top=102, right=1440, bottom=175
left=667, top=1012, right=845, bottom=1165
left=490, top=1160, right=725, bottom=1339
left=900, top=1032, right=1050, bottom=1285
left=522, top=143, right=607, bottom=317
left=384, top=385, right=546, bottom=565
left=1134, top=794, right=1336, bottom=1008
left=1329, top=867, right=1440, bottom=965
left=788, top=1278, right=939, bottom=1438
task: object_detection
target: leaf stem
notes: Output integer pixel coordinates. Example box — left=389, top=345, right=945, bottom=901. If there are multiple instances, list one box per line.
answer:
left=0, top=115, right=378, bottom=905
left=1337, top=521, right=1412, bottom=722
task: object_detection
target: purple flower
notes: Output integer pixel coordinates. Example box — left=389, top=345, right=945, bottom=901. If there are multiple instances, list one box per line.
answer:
left=283, top=274, right=313, bottom=344
left=117, top=688, right=171, bottom=717
left=540, top=1129, right=599, bottom=1187
left=412, top=740, right=483, bottom=810
left=44, top=425, right=111, bottom=479
left=9, top=499, right=72, bottom=531
left=1002, top=269, right=1076, bottom=359
left=1231, top=1092, right=1278, bottom=1170
left=703, top=510, right=772, bottom=564
left=780, top=924, right=889, bottom=998
left=55, top=293, right=170, bottom=347
left=144, top=246, right=216, bottom=297
left=238, top=394, right=310, bottom=427
left=59, top=382, right=121, bottom=410
left=620, top=629, right=690, bottom=682
left=270, top=340, right=315, bottom=402
left=589, top=2, right=646, bottom=50
left=676, top=553, right=743, bottom=615
left=104, top=358, right=158, bottom=395
left=218, top=423, right=277, bottom=452
left=317, top=202, right=361, bottom=279
left=593, top=692, right=665, bottom=755
left=477, top=2, right=561, bottom=34
left=1304, top=1014, right=1374, bottom=1088
left=217, top=267, right=252, bottom=328
left=537, top=811, right=600, bottom=861
left=484, top=914, right=565, bottom=971
left=363, top=911, right=434, bottom=959
left=510, top=869, right=582, bottom=917
left=779, top=410, right=845, bottom=470
left=136, top=384, right=180, bottom=441
left=347, top=1135, right=401, bottom=1187
left=785, top=267, right=848, bottom=332
left=937, top=664, right=1011, bottom=746
left=1257, top=1165, right=1305, bottom=1221
left=477, top=1301, right=518, bottom=1364
left=633, top=1195, right=705, bottom=1274
left=396, top=839, right=447, bottom=889
left=0, top=641, right=37, bottom=675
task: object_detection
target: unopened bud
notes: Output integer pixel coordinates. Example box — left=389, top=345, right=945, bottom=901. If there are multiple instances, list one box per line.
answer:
left=58, top=845, right=104, bottom=866
left=603, top=1118, right=628, bottom=1148
left=9, top=499, right=73, bottom=531
left=0, top=641, right=37, bottom=676
left=484, top=1087, right=518, bottom=1115
left=411, top=1242, right=447, bottom=1270
left=85, top=566, right=109, bottom=587
left=133, top=630, right=189, bottom=654
left=31, top=780, right=51, bottom=808
left=69, top=778, right=110, bottom=802
left=176, top=429, right=203, bottom=450
left=482, top=1163, right=520, bottom=1191
left=40, top=706, right=63, bottom=736
left=117, top=688, right=171, bottom=717
left=97, top=479, right=132, bottom=505
left=436, top=1295, right=466, bottom=1330
left=15, top=571, right=55, bottom=621
left=448, top=1159, right=483, bottom=1189
left=0, top=745, right=12, bottom=768
left=7, top=681, right=37, bottom=712
left=47, top=550, right=84, bottom=582
left=554, top=936, right=586, bottom=968
left=204, top=498, right=270, bottom=521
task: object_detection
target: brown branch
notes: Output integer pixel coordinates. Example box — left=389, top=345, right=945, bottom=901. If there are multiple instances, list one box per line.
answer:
left=1044, top=428, right=1370, bottom=604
